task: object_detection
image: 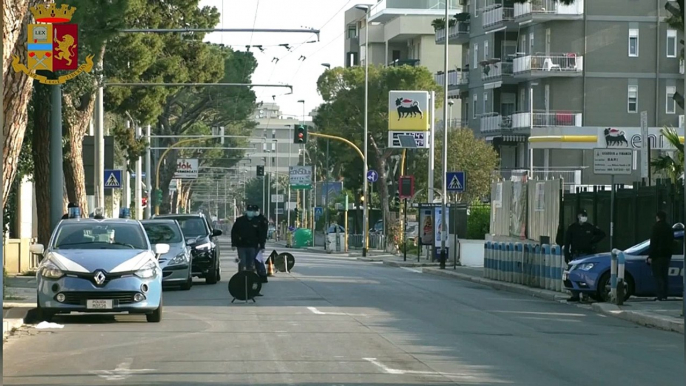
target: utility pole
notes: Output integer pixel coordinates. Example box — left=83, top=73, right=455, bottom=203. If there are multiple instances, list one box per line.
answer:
left=95, top=78, right=105, bottom=211
left=135, top=123, right=143, bottom=220
left=50, top=85, right=63, bottom=228
left=145, top=124, right=151, bottom=219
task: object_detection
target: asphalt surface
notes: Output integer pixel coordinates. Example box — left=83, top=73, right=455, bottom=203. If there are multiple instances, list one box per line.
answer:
left=3, top=237, right=684, bottom=386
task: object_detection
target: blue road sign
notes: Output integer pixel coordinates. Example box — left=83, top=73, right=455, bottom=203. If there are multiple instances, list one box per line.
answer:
left=104, top=169, right=123, bottom=189
left=367, top=170, right=379, bottom=183
left=446, top=171, right=466, bottom=193
left=314, top=207, right=323, bottom=219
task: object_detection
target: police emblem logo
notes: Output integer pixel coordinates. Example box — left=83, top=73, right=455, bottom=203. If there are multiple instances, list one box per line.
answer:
left=11, top=3, right=94, bottom=85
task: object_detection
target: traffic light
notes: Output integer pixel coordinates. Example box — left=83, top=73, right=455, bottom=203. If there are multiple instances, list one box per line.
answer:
left=358, top=189, right=364, bottom=207
left=256, top=165, right=264, bottom=176
left=392, top=191, right=401, bottom=212
left=294, top=125, right=308, bottom=144
left=142, top=197, right=148, bottom=208
left=154, top=189, right=163, bottom=205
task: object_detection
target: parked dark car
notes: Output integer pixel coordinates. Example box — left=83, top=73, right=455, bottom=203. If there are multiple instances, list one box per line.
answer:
left=152, top=213, right=222, bottom=284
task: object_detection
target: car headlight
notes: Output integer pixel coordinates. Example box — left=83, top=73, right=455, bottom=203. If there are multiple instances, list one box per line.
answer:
left=576, top=263, right=596, bottom=271
left=194, top=242, right=211, bottom=251
left=41, top=261, right=64, bottom=279
left=168, top=253, right=188, bottom=266
left=135, top=261, right=158, bottom=279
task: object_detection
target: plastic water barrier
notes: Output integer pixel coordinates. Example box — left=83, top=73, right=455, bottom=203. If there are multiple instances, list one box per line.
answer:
left=483, top=241, right=567, bottom=293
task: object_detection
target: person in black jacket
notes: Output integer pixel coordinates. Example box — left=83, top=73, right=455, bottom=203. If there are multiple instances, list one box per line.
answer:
left=647, top=211, right=674, bottom=301
left=564, top=209, right=606, bottom=302
left=251, top=207, right=269, bottom=283
left=231, top=205, right=261, bottom=273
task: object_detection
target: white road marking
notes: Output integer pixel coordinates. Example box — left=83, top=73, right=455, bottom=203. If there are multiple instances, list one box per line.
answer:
left=88, top=358, right=154, bottom=381
left=400, top=267, right=422, bottom=273
left=307, top=307, right=366, bottom=316
left=363, top=358, right=477, bottom=378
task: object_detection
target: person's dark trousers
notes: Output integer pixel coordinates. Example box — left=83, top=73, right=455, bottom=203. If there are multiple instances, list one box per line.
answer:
left=237, top=247, right=257, bottom=272
left=651, top=257, right=671, bottom=300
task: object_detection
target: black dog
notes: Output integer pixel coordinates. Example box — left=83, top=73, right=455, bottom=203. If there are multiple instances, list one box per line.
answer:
left=395, top=97, right=423, bottom=120
left=604, top=128, right=629, bottom=146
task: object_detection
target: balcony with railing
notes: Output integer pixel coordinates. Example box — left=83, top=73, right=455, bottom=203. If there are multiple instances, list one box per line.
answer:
left=481, top=60, right=514, bottom=82
left=513, top=53, right=583, bottom=78
left=370, top=0, right=463, bottom=22
left=435, top=22, right=471, bottom=45
left=482, top=5, right=515, bottom=30
left=510, top=111, right=583, bottom=129
left=389, top=59, right=421, bottom=67
left=435, top=70, right=469, bottom=89
left=514, top=0, right=584, bottom=23
left=480, top=113, right=513, bottom=134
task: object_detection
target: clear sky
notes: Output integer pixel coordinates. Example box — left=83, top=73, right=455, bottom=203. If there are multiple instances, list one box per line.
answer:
left=200, top=0, right=356, bottom=119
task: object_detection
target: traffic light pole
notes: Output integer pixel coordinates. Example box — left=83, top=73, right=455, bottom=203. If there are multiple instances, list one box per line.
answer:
left=403, top=198, right=408, bottom=262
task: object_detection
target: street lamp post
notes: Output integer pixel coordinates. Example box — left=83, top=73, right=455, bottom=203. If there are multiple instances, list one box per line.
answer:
left=440, top=0, right=450, bottom=269
left=356, top=4, right=371, bottom=257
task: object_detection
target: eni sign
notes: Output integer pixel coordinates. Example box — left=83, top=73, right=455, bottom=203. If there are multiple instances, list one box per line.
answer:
left=11, top=3, right=94, bottom=85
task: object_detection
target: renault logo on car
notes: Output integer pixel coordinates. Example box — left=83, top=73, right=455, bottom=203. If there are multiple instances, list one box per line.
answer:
left=94, top=270, right=107, bottom=285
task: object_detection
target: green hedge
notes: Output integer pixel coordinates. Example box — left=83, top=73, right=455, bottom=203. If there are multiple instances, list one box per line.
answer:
left=467, top=205, right=490, bottom=240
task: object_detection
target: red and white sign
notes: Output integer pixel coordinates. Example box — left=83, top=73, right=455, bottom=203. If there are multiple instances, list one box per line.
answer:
left=173, top=158, right=198, bottom=179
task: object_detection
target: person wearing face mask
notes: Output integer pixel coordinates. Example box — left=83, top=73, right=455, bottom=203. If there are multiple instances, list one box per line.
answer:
left=231, top=204, right=262, bottom=274
left=563, top=209, right=606, bottom=302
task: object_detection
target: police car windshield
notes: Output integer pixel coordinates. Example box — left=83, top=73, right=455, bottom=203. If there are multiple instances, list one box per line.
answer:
left=53, top=223, right=148, bottom=250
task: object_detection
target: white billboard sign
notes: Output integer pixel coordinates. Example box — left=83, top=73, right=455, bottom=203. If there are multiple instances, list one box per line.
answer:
left=593, top=149, right=633, bottom=175
left=289, top=166, right=312, bottom=189
left=173, top=159, right=199, bottom=179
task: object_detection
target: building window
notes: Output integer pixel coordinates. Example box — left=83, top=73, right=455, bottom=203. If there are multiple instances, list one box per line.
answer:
left=472, top=94, right=478, bottom=119
left=347, top=25, right=357, bottom=39
left=529, top=32, right=534, bottom=52
left=483, top=92, right=489, bottom=114
left=484, top=41, right=489, bottom=60
left=628, top=85, right=638, bottom=113
left=629, top=28, right=639, bottom=57
left=473, top=44, right=478, bottom=68
left=667, top=86, right=676, bottom=114
left=667, top=29, right=677, bottom=58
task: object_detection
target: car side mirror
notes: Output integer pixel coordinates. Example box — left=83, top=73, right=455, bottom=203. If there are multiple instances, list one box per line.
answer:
left=212, top=229, right=223, bottom=237
left=30, top=243, right=44, bottom=255
left=153, top=243, right=170, bottom=255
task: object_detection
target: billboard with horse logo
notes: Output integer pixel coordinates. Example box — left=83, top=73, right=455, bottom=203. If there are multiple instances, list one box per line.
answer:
left=388, top=91, right=430, bottom=132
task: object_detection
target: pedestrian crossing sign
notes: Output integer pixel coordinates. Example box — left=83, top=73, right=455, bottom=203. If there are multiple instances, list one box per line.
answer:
left=104, top=169, right=122, bottom=189
left=446, top=171, right=465, bottom=193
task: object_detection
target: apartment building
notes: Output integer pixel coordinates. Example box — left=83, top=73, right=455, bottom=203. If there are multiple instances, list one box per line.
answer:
left=344, top=1, right=464, bottom=126
left=435, top=0, right=684, bottom=183
left=240, top=102, right=312, bottom=180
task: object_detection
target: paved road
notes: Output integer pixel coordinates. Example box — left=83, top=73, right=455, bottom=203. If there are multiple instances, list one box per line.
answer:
left=4, top=238, right=684, bottom=385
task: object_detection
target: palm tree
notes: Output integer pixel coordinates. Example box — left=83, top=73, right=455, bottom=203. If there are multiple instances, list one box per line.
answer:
left=651, top=127, right=684, bottom=184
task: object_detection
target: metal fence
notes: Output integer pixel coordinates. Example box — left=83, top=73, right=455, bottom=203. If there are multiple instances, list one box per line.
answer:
left=347, top=234, right=387, bottom=251
left=562, top=180, right=684, bottom=251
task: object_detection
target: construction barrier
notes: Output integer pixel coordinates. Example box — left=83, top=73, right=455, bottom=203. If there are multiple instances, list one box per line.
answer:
left=482, top=241, right=569, bottom=294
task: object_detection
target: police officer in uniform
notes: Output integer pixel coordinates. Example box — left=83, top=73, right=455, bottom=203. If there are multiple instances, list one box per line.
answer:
left=563, top=209, right=606, bottom=302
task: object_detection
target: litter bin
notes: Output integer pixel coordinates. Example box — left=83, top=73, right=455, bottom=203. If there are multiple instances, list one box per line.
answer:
left=293, top=228, right=313, bottom=248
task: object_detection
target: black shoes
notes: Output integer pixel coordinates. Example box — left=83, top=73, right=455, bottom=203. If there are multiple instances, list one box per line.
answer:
left=567, top=296, right=581, bottom=302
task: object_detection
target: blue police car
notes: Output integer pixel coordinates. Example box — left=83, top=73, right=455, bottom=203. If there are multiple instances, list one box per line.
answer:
left=563, top=224, right=684, bottom=302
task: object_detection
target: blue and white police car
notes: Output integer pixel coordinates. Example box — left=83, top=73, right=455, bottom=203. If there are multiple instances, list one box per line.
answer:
left=563, top=224, right=684, bottom=302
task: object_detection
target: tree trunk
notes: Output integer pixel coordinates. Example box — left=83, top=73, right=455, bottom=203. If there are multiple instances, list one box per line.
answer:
left=32, top=82, right=52, bottom=245
left=62, top=46, right=106, bottom=215
left=3, top=0, right=38, bottom=209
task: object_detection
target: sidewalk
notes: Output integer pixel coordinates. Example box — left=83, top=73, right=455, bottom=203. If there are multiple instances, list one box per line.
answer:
left=3, top=276, right=37, bottom=340
left=421, top=267, right=684, bottom=334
